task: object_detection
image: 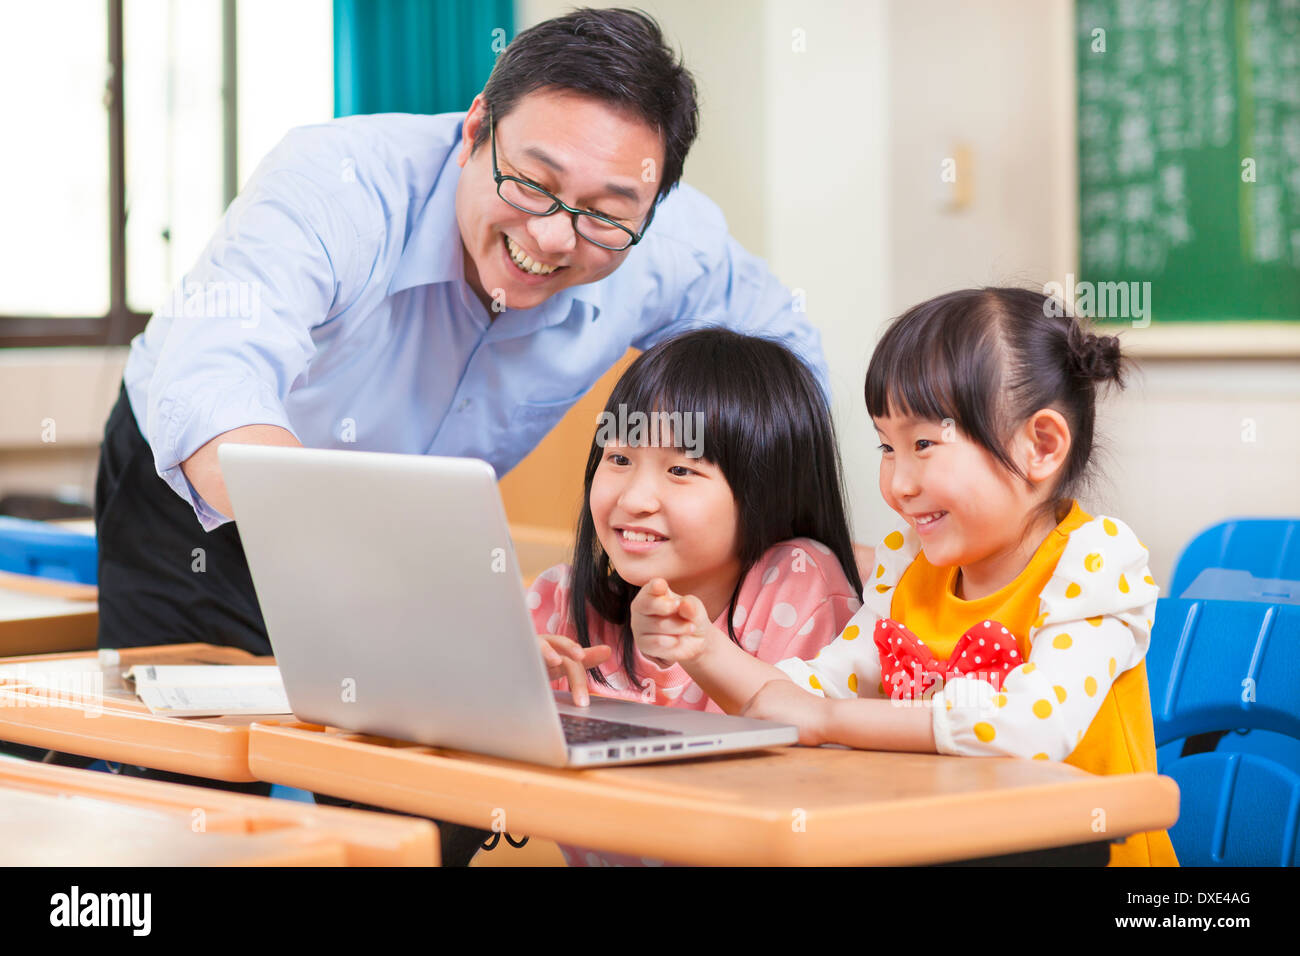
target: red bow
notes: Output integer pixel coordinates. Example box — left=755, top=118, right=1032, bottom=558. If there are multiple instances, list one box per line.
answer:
left=874, top=618, right=1022, bottom=700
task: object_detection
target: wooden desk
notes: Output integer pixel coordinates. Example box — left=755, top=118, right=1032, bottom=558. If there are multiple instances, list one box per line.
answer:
left=0, top=758, right=436, bottom=865
left=0, top=643, right=281, bottom=781
left=0, top=570, right=97, bottom=656
left=247, top=720, right=1180, bottom=866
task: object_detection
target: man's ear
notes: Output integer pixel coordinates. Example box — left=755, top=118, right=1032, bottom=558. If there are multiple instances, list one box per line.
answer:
left=1023, top=408, right=1071, bottom=483
left=456, top=92, right=488, bottom=168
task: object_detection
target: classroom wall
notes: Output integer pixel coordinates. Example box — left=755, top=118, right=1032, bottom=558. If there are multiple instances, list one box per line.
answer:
left=4, top=1, right=1297, bottom=593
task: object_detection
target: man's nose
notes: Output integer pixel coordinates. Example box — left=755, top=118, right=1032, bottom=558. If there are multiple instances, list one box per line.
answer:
left=526, top=211, right=578, bottom=257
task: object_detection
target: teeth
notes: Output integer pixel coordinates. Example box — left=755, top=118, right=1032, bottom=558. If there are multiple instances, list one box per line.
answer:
left=916, top=512, right=946, bottom=525
left=506, top=235, right=559, bottom=275
left=621, top=529, right=664, bottom=543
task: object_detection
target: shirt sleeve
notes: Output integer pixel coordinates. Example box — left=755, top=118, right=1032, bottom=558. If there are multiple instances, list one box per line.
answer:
left=140, top=149, right=379, bottom=530
left=931, top=515, right=1161, bottom=760
left=774, top=519, right=921, bottom=698
left=628, top=185, right=830, bottom=403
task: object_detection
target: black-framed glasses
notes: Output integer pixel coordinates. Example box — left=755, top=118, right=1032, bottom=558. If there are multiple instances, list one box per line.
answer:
left=490, top=114, right=654, bottom=251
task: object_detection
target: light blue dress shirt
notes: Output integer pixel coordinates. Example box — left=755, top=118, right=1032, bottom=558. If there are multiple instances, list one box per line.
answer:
left=124, top=112, right=829, bottom=531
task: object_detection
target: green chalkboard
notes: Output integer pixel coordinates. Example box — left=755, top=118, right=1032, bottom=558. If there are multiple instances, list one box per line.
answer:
left=1076, top=0, right=1300, bottom=322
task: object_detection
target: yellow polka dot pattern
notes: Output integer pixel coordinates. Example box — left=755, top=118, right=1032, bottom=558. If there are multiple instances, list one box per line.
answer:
left=1084, top=552, right=1103, bottom=572
left=884, top=531, right=905, bottom=550
left=1053, top=633, right=1072, bottom=649
left=842, top=625, right=860, bottom=641
left=848, top=673, right=858, bottom=694
left=1054, top=685, right=1067, bottom=703
left=1065, top=582, right=1082, bottom=599
left=1033, top=699, right=1053, bottom=718
left=1084, top=675, right=1097, bottom=696
left=974, top=722, right=996, bottom=742
left=809, top=675, right=821, bottom=691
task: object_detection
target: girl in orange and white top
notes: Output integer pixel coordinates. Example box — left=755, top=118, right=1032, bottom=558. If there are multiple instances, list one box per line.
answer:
left=636, top=288, right=1177, bottom=866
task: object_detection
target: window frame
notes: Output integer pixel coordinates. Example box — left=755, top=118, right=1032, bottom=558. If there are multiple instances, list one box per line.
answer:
left=0, top=0, right=236, bottom=349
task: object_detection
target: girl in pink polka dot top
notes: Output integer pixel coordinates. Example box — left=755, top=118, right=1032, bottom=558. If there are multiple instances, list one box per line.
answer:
left=529, top=328, right=864, bottom=717
left=526, top=330, right=864, bottom=866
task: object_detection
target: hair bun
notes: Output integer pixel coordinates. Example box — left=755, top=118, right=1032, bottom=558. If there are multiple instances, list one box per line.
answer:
left=1067, top=323, right=1124, bottom=386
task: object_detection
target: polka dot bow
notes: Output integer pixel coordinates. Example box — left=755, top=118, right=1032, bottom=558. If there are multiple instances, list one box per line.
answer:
left=875, top=618, right=1021, bottom=700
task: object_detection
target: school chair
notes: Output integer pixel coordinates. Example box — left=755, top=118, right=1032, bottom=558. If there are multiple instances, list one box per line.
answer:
left=1145, top=597, right=1300, bottom=865
left=1166, top=518, right=1300, bottom=773
left=1170, top=518, right=1300, bottom=599
left=0, top=516, right=97, bottom=585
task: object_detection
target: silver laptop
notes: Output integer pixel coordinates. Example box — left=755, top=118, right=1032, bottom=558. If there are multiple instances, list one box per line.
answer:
left=218, top=444, right=798, bottom=766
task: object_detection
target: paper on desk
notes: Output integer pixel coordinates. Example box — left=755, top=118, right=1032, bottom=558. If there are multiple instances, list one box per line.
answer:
left=124, top=665, right=292, bottom=717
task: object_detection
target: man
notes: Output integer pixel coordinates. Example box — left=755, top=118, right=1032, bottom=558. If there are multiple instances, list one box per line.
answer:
left=97, top=7, right=828, bottom=655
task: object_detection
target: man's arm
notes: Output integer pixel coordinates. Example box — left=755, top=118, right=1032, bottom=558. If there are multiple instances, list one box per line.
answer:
left=181, top=425, right=304, bottom=520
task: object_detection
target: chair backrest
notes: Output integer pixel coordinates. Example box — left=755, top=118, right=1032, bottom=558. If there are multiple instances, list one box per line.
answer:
left=1164, top=752, right=1300, bottom=866
left=1170, top=519, right=1300, bottom=598
left=0, top=517, right=98, bottom=585
left=1146, top=597, right=1300, bottom=865
left=1147, top=598, right=1300, bottom=745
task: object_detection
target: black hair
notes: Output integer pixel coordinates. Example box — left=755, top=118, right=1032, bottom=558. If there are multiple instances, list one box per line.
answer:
left=567, top=328, right=862, bottom=690
left=863, top=287, right=1128, bottom=531
left=471, top=7, right=699, bottom=204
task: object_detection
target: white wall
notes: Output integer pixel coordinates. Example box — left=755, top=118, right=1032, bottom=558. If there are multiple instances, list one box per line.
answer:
left=6, top=1, right=1297, bottom=591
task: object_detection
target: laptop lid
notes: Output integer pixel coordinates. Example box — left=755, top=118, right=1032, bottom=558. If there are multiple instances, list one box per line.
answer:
left=218, top=444, right=572, bottom=765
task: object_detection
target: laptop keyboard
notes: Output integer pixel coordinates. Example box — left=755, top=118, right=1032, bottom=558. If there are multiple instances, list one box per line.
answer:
left=560, top=713, right=682, bottom=744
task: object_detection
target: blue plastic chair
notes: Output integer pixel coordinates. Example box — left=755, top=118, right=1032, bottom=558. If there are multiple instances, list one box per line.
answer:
left=0, top=516, right=97, bottom=585
left=1170, top=518, right=1300, bottom=599
left=1145, top=597, right=1300, bottom=865
left=1168, top=518, right=1300, bottom=773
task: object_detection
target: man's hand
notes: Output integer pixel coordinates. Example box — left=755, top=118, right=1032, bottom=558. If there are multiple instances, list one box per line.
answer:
left=741, top=679, right=833, bottom=746
left=537, top=633, right=611, bottom=707
left=630, top=578, right=717, bottom=666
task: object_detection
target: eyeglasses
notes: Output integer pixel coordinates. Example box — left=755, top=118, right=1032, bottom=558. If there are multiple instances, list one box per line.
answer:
left=490, top=113, right=654, bottom=252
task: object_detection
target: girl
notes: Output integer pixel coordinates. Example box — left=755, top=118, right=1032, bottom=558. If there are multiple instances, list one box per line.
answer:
left=641, top=288, right=1178, bottom=867
left=527, top=327, right=864, bottom=866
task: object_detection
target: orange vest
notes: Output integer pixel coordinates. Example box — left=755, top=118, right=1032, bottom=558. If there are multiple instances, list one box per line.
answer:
left=890, top=502, right=1178, bottom=866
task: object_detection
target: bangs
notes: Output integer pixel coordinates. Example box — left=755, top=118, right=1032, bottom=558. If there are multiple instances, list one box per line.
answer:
left=595, top=335, right=755, bottom=465
left=864, top=290, right=1004, bottom=436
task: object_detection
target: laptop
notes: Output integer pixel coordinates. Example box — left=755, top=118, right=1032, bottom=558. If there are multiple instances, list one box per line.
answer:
left=218, top=444, right=798, bottom=766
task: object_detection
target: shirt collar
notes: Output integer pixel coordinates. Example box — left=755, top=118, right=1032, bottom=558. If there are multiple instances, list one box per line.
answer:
left=387, top=123, right=607, bottom=321
left=387, top=135, right=466, bottom=297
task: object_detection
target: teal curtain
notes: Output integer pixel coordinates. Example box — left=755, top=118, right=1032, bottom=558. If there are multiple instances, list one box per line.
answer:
left=334, top=0, right=515, bottom=116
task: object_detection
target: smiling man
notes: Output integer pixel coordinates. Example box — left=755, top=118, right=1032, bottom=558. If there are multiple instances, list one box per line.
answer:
left=95, top=8, right=829, bottom=657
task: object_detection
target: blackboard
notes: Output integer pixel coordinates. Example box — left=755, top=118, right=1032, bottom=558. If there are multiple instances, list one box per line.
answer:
left=1076, top=0, right=1300, bottom=322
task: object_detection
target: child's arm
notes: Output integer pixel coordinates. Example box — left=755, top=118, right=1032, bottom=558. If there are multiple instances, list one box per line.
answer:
left=742, top=680, right=936, bottom=750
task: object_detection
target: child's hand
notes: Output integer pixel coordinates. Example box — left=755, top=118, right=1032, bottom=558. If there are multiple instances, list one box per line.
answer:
left=537, top=634, right=611, bottom=707
left=741, top=679, right=833, bottom=746
left=631, top=578, right=715, bottom=666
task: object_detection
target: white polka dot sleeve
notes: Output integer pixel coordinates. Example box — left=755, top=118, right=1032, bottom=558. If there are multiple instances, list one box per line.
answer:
left=775, top=519, right=921, bottom=699
left=931, top=515, right=1160, bottom=760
